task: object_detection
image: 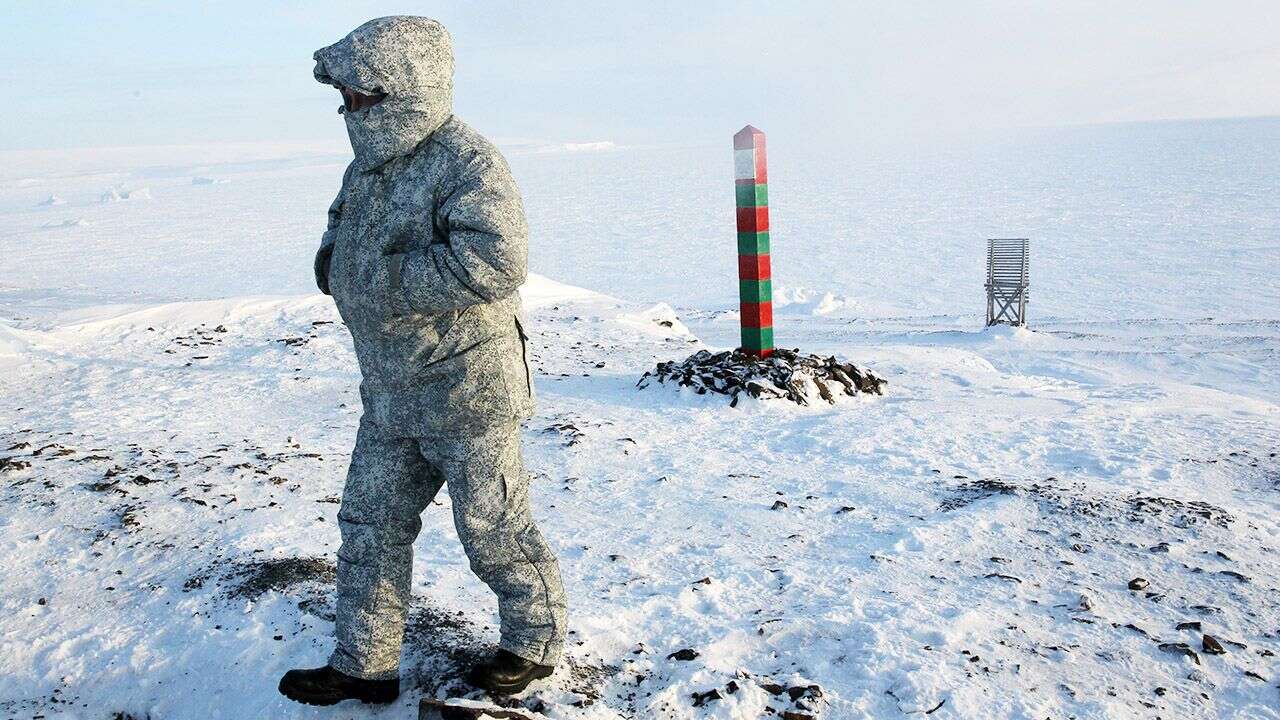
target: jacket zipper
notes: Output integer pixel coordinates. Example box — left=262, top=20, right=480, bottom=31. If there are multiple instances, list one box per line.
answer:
left=514, top=317, right=532, bottom=396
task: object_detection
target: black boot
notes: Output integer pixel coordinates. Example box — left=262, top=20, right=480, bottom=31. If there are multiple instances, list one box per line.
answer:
left=278, top=665, right=399, bottom=706
left=467, top=650, right=554, bottom=694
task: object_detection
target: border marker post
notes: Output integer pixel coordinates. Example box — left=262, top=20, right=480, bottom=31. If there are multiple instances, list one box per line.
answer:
left=734, top=125, right=774, bottom=357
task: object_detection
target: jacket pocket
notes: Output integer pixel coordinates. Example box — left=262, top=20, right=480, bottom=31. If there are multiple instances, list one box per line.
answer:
left=419, top=308, right=465, bottom=366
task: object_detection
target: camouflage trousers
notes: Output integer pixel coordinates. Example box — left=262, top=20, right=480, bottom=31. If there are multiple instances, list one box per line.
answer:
left=328, top=417, right=567, bottom=680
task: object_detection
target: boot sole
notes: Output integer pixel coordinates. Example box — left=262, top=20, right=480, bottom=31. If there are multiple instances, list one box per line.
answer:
left=474, top=664, right=554, bottom=695
left=279, top=681, right=399, bottom=706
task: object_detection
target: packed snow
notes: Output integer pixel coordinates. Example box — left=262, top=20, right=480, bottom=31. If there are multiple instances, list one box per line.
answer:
left=0, top=118, right=1277, bottom=719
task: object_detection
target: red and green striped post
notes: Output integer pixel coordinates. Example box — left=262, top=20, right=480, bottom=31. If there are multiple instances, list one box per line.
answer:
left=734, top=124, right=773, bottom=357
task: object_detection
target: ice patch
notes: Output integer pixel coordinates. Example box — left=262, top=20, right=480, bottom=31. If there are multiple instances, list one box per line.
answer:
left=40, top=218, right=91, bottom=230
left=100, top=186, right=152, bottom=202
left=536, top=141, right=617, bottom=154
left=38, top=194, right=67, bottom=206
left=191, top=176, right=229, bottom=186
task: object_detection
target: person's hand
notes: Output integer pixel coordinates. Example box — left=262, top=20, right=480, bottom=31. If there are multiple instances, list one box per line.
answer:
left=314, top=245, right=335, bottom=295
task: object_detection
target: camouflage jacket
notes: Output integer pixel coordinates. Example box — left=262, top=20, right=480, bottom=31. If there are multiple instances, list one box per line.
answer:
left=313, top=17, right=534, bottom=435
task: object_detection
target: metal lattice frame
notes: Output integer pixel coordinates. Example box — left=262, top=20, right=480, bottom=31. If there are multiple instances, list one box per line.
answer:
left=986, top=238, right=1030, bottom=327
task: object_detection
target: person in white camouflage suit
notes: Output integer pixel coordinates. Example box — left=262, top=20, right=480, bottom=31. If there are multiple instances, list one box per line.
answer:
left=279, top=16, right=567, bottom=707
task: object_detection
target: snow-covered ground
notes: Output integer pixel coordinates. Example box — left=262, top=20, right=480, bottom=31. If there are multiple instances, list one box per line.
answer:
left=0, top=119, right=1277, bottom=719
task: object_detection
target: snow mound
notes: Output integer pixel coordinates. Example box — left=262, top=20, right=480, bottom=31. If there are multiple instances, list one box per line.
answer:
left=637, top=347, right=886, bottom=406
left=55, top=294, right=333, bottom=334
left=38, top=194, right=67, bottom=206
left=773, top=286, right=852, bottom=316
left=0, top=324, right=32, bottom=356
left=100, top=186, right=152, bottom=202
left=615, top=302, right=694, bottom=339
left=885, top=668, right=949, bottom=714
left=518, top=272, right=607, bottom=310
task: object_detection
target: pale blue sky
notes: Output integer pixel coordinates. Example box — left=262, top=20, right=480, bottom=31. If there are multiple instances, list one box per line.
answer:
left=4, top=1, right=1279, bottom=151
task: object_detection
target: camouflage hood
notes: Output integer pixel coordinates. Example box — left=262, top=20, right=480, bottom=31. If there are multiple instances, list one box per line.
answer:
left=313, top=16, right=454, bottom=171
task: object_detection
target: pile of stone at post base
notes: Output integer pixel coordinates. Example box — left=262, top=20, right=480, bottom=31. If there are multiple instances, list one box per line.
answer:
left=637, top=348, right=886, bottom=407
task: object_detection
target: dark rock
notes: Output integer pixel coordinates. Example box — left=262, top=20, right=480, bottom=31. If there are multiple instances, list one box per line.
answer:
left=690, top=689, right=722, bottom=707
left=1120, top=623, right=1150, bottom=637
left=771, top=500, right=788, bottom=510
left=1158, top=642, right=1201, bottom=665
left=1202, top=635, right=1226, bottom=655
left=667, top=648, right=699, bottom=661
left=1128, top=577, right=1150, bottom=591
left=0, top=456, right=32, bottom=472
left=984, top=573, right=1022, bottom=583
left=1128, top=495, right=1234, bottom=529
left=1176, top=621, right=1202, bottom=631
left=786, top=685, right=822, bottom=701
